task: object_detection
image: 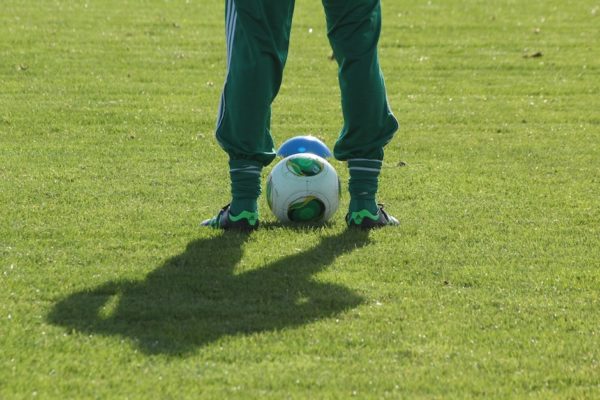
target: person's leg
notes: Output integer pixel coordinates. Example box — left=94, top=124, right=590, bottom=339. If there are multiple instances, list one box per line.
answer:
left=203, top=0, right=296, bottom=229
left=322, top=0, right=399, bottom=227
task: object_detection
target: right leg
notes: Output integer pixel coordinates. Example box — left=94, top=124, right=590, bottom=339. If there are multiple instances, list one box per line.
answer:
left=204, top=0, right=296, bottom=230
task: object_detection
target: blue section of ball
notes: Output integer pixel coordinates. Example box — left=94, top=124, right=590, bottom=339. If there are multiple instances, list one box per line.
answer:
left=277, top=136, right=333, bottom=158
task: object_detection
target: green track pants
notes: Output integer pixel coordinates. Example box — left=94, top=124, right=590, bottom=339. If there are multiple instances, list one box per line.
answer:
left=215, top=0, right=398, bottom=166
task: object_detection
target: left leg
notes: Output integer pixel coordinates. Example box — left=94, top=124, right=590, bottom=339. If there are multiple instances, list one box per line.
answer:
left=322, top=0, right=398, bottom=161
left=322, top=0, right=399, bottom=228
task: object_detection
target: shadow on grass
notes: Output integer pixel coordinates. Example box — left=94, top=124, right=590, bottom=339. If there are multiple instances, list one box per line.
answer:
left=47, top=229, right=368, bottom=356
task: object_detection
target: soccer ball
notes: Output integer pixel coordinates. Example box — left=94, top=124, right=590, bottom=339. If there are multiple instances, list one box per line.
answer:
left=267, top=153, right=340, bottom=223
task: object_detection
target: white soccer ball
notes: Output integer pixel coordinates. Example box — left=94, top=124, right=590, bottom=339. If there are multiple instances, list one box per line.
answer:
left=266, top=153, right=340, bottom=223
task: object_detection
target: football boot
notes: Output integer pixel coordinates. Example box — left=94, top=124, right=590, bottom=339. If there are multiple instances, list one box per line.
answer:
left=201, top=204, right=259, bottom=231
left=346, top=204, right=399, bottom=229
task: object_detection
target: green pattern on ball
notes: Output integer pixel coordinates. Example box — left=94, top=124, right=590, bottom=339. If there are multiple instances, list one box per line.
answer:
left=288, top=197, right=325, bottom=222
left=286, top=157, right=323, bottom=177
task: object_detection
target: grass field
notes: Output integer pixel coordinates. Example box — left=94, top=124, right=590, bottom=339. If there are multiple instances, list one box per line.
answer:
left=1, top=0, right=599, bottom=398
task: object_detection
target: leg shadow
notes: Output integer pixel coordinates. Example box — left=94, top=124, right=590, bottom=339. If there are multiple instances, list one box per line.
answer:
left=48, top=229, right=369, bottom=356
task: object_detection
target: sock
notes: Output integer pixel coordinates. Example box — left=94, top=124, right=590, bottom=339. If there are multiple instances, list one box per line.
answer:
left=348, top=159, right=381, bottom=215
left=229, top=160, right=262, bottom=216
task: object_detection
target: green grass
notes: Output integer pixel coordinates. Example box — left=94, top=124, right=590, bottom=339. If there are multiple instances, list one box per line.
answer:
left=1, top=0, right=599, bottom=398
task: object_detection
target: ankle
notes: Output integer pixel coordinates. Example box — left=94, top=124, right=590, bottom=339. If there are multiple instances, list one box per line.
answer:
left=229, top=159, right=262, bottom=216
left=230, top=199, right=258, bottom=215
left=347, top=159, right=381, bottom=215
left=349, top=198, right=378, bottom=214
